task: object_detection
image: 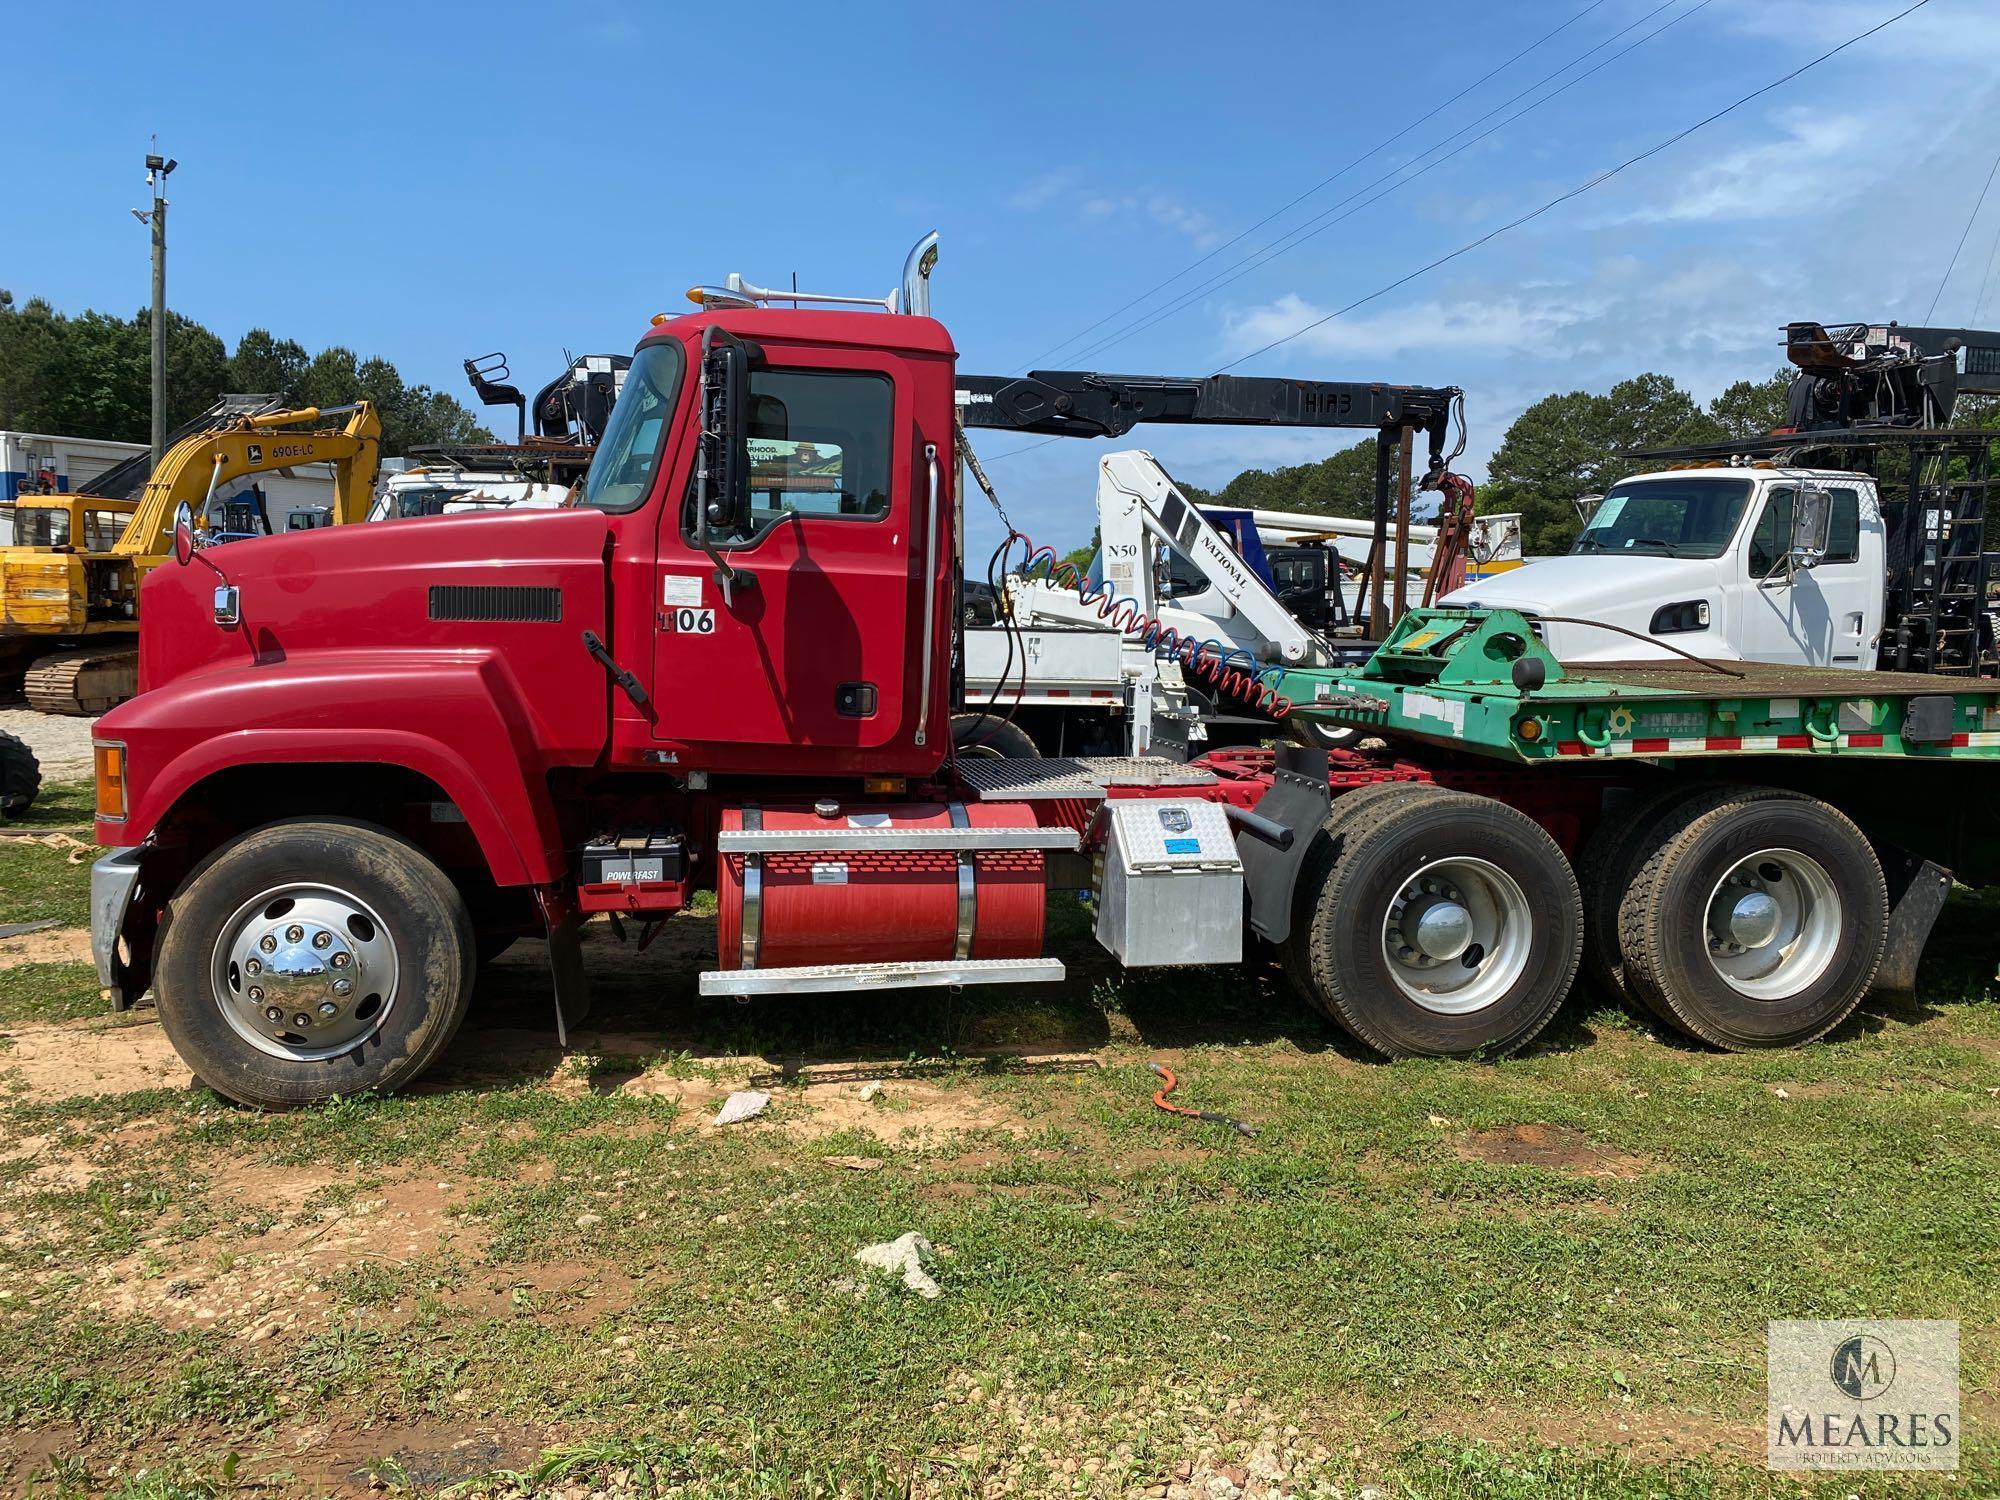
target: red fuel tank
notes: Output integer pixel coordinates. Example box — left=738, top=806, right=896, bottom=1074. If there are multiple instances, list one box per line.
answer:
left=716, top=801, right=1047, bottom=971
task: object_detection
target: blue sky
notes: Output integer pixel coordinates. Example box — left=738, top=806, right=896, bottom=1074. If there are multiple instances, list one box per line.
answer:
left=6, top=1, right=1996, bottom=556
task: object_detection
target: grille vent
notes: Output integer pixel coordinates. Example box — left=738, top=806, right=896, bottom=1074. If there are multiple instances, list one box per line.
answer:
left=427, top=584, right=562, bottom=623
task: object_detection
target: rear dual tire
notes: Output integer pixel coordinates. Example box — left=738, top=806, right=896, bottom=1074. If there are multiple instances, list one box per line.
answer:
left=1614, top=788, right=1886, bottom=1050
left=1284, top=784, right=1582, bottom=1058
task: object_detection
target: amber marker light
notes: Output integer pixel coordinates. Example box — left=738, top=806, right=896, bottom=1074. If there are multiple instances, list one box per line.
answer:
left=94, top=741, right=127, bottom=822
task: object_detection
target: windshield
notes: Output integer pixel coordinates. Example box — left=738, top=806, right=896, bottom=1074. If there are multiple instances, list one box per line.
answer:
left=1572, top=477, right=1754, bottom=560
left=583, top=340, right=685, bottom=513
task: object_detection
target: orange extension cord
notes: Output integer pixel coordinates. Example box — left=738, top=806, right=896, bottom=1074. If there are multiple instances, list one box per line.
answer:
left=1148, top=1063, right=1256, bottom=1138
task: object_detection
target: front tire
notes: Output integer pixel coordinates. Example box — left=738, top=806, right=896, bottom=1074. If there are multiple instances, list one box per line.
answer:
left=0, top=732, right=42, bottom=819
left=1285, top=716, right=1361, bottom=753
left=1617, top=789, right=1887, bottom=1050
left=155, top=820, right=475, bottom=1108
left=951, top=712, right=1039, bottom=760
left=1292, top=787, right=1582, bottom=1058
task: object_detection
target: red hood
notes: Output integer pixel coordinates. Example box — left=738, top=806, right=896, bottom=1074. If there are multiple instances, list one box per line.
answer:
left=131, top=507, right=614, bottom=694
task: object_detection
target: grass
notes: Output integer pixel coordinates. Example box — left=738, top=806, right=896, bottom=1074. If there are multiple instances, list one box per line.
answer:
left=0, top=794, right=1994, bottom=1495
left=0, top=776, right=96, bottom=929
left=0, top=959, right=103, bottom=1024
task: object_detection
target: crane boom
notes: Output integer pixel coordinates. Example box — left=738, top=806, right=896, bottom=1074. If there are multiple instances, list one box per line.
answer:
left=957, top=370, right=1459, bottom=451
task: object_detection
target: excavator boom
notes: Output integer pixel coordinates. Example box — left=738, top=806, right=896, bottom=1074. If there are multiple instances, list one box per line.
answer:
left=114, top=402, right=381, bottom=555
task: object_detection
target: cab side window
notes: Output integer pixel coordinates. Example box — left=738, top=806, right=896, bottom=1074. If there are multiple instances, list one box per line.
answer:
left=689, top=368, right=894, bottom=545
left=1823, top=487, right=1860, bottom=564
left=1750, top=485, right=1861, bottom=577
left=1270, top=552, right=1322, bottom=594
left=1748, top=487, right=1793, bottom=578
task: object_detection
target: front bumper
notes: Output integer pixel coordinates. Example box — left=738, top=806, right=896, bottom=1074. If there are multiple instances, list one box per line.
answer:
left=90, top=847, right=145, bottom=1007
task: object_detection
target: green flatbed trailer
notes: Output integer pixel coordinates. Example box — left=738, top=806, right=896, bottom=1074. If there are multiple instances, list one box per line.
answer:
left=1248, top=607, right=1996, bottom=1059
left=1283, top=606, right=2000, bottom=765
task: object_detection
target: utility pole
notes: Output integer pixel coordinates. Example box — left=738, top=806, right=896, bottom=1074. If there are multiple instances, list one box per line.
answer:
left=139, top=151, right=177, bottom=469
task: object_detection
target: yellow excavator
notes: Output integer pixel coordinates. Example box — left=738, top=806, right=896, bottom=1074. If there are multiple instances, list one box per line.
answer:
left=0, top=401, right=380, bottom=714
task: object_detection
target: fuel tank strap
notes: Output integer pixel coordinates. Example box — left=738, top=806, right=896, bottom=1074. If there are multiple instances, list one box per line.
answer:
left=949, top=801, right=975, bottom=960
left=740, top=805, right=763, bottom=971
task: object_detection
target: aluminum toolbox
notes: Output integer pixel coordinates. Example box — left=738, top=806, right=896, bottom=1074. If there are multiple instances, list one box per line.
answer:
left=1092, top=798, right=1242, bottom=966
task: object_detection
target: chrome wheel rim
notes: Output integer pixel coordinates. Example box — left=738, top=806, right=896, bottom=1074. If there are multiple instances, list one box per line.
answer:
left=1380, top=856, right=1534, bottom=1015
left=1703, top=848, right=1840, bottom=1000
left=209, top=882, right=400, bottom=1061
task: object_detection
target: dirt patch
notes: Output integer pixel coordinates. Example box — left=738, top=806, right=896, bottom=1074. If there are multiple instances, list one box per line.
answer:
left=1437, top=1400, right=1761, bottom=1465
left=446, top=1034, right=1040, bottom=1145
left=0, top=1130, right=104, bottom=1193
left=0, top=924, right=91, bottom=964
left=284, top=1419, right=558, bottom=1495
left=778, top=1076, right=1028, bottom=1145
left=60, top=1163, right=488, bottom=1338
left=0, top=1016, right=192, bottom=1102
left=1454, top=1124, right=1662, bottom=1180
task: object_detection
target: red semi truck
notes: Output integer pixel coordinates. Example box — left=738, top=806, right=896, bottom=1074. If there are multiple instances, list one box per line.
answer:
left=89, top=242, right=2000, bottom=1107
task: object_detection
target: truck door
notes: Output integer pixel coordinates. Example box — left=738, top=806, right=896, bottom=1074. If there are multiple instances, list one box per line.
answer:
left=650, top=346, right=937, bottom=770
left=1268, top=546, right=1336, bottom=632
left=1739, top=484, right=1873, bottom=666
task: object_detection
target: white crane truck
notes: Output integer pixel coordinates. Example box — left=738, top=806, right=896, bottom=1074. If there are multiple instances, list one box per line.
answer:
left=1446, top=321, right=2000, bottom=675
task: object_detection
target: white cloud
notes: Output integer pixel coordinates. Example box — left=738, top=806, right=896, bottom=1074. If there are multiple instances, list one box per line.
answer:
left=1612, top=107, right=1872, bottom=225
left=1721, top=1, right=2000, bottom=65
left=1008, top=171, right=1221, bottom=249
left=1007, top=169, right=1083, bottom=212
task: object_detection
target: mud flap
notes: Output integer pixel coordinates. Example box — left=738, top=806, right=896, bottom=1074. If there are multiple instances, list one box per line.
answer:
left=1237, top=744, right=1331, bottom=946
left=1870, top=848, right=1952, bottom=1003
left=534, top=888, right=592, bottom=1046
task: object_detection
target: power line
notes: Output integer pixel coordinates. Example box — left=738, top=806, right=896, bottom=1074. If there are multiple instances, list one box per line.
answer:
left=1059, top=0, right=1707, bottom=370
left=1973, top=219, right=2000, bottom=324
left=981, top=436, right=1064, bottom=466
left=1928, top=141, right=2000, bottom=322
left=1016, top=0, right=1613, bottom=372
left=1219, top=0, right=1931, bottom=373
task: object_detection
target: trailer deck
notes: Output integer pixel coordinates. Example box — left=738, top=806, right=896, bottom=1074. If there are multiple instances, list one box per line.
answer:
left=1280, top=607, right=2000, bottom=764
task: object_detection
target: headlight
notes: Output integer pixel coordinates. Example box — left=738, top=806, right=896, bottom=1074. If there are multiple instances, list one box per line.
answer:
left=94, top=741, right=127, bottom=822
left=1649, top=600, right=1711, bottom=635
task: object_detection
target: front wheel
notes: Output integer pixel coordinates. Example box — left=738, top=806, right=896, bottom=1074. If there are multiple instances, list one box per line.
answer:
left=1285, top=716, right=1360, bottom=753
left=155, top=820, right=475, bottom=1109
left=951, top=712, right=1039, bottom=760
left=0, top=732, right=42, bottom=818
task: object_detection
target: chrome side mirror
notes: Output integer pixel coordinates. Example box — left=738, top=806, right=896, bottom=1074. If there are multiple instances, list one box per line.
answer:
left=172, top=502, right=196, bottom=567
left=1789, top=484, right=1831, bottom=571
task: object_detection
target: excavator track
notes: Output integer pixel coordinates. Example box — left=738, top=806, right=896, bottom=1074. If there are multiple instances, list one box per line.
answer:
left=23, top=648, right=139, bottom=717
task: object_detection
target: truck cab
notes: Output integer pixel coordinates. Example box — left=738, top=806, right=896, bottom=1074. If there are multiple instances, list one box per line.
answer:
left=1444, top=466, right=1885, bottom=668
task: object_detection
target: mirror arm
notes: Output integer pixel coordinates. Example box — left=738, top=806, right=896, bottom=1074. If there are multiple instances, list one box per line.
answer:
left=695, top=325, right=753, bottom=606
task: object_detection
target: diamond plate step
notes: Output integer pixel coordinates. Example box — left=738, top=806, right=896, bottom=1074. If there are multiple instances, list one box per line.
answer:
left=952, top=755, right=1217, bottom=801
left=699, top=957, right=1067, bottom=996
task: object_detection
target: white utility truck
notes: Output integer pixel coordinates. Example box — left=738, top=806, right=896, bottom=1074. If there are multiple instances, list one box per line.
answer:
left=1445, top=320, right=2000, bottom=677
left=368, top=467, right=571, bottom=521
left=1445, top=463, right=1887, bottom=666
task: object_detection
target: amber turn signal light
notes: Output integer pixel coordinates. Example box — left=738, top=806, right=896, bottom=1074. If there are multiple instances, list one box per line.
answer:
left=94, top=741, right=127, bottom=822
